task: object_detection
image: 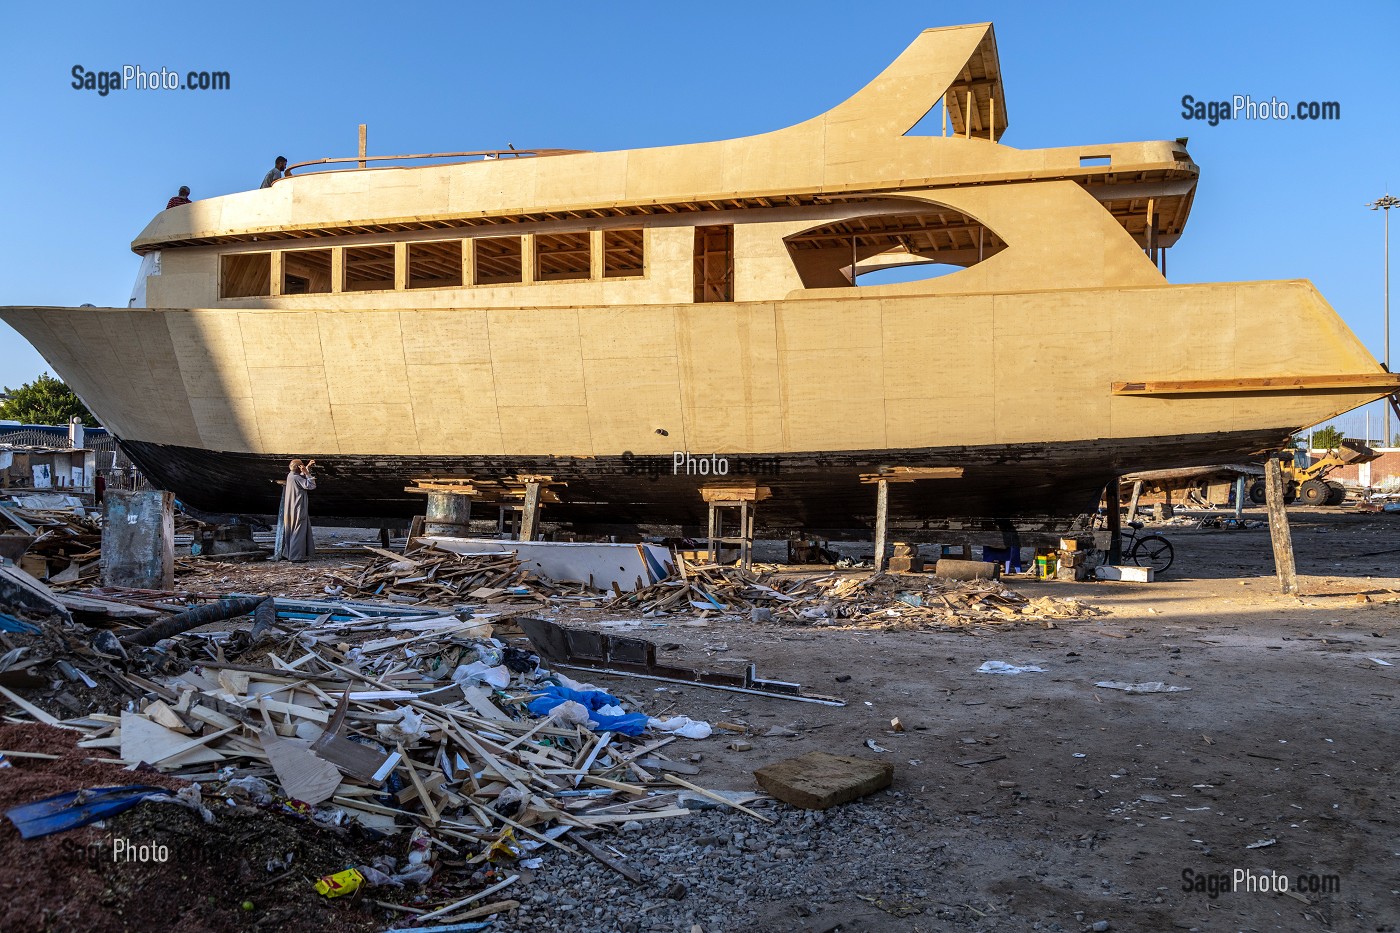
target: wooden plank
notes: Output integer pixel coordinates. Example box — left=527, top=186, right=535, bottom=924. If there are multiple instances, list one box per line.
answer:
left=0, top=684, right=60, bottom=726
left=397, top=743, right=441, bottom=825
left=148, top=725, right=238, bottom=765
left=872, top=479, right=888, bottom=573
left=663, top=773, right=773, bottom=824
left=119, top=711, right=224, bottom=766
left=1113, top=373, right=1400, bottom=395
left=858, top=466, right=964, bottom=483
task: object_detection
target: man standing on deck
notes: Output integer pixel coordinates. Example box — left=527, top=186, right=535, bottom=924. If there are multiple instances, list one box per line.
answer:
left=277, top=459, right=317, bottom=561
left=165, top=186, right=191, bottom=209
left=260, top=156, right=288, bottom=189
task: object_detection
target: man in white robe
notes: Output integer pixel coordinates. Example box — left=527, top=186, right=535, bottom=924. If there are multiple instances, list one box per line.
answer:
left=278, top=459, right=317, bottom=561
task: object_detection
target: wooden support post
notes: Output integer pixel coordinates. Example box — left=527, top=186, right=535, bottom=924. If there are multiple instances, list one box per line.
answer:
left=873, top=479, right=889, bottom=573
left=1234, top=475, right=1246, bottom=520
left=358, top=123, right=367, bottom=169
left=269, top=250, right=284, bottom=297
left=965, top=90, right=973, bottom=139
left=1106, top=479, right=1122, bottom=566
left=519, top=481, right=542, bottom=542
left=941, top=95, right=947, bottom=137
left=988, top=95, right=996, bottom=141
left=1125, top=480, right=1143, bottom=524
left=393, top=241, right=408, bottom=290
left=1264, top=459, right=1298, bottom=595
left=331, top=247, right=344, bottom=293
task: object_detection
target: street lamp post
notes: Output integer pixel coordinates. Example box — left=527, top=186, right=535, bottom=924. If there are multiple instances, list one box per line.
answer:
left=1367, top=193, right=1399, bottom=447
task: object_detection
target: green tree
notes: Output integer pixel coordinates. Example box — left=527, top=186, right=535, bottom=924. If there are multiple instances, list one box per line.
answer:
left=1311, top=424, right=1344, bottom=449
left=0, top=373, right=94, bottom=426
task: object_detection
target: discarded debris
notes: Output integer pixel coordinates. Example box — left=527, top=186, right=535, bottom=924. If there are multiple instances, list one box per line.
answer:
left=1094, top=681, right=1190, bottom=693
left=603, top=558, right=1096, bottom=629
left=977, top=661, right=1046, bottom=675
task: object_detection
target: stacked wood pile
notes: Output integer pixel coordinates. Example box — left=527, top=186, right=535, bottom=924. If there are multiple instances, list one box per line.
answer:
left=605, top=559, right=1097, bottom=628
left=0, top=499, right=101, bottom=584
left=3, top=605, right=755, bottom=920
left=326, top=543, right=581, bottom=607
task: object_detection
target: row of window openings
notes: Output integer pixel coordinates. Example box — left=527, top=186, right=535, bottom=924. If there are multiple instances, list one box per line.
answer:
left=220, top=230, right=646, bottom=299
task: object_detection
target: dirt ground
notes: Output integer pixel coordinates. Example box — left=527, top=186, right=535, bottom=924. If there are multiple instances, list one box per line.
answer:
left=542, top=506, right=1400, bottom=932
left=4, top=505, right=1398, bottom=932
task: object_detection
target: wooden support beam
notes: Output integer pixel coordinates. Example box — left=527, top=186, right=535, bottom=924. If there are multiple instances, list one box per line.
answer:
left=873, top=479, right=889, bottom=573
left=1106, top=479, right=1122, bottom=565
left=1264, top=459, right=1298, bottom=595
left=519, top=481, right=542, bottom=542
left=1113, top=373, right=1400, bottom=396
left=1125, top=480, right=1143, bottom=524
left=859, top=467, right=963, bottom=484
left=358, top=123, right=367, bottom=169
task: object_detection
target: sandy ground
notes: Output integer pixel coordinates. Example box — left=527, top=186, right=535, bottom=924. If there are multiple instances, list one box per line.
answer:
left=538, top=507, right=1400, bottom=932
left=7, top=506, right=1398, bottom=932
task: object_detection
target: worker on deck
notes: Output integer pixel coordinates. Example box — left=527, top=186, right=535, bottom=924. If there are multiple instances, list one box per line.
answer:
left=165, top=186, right=191, bottom=209
left=276, top=459, right=317, bottom=561
left=260, top=156, right=288, bottom=189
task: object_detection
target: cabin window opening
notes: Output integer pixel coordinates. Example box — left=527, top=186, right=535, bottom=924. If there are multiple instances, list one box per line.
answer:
left=281, top=248, right=332, bottom=295
left=693, top=225, right=733, bottom=302
left=220, top=252, right=272, bottom=299
left=407, top=240, right=464, bottom=289
left=534, top=232, right=592, bottom=282
left=603, top=228, right=645, bottom=278
left=784, top=209, right=1005, bottom=289
left=473, top=236, right=523, bottom=285
left=343, top=244, right=396, bottom=292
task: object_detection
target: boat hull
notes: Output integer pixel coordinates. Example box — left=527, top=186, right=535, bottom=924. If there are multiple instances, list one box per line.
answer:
left=2, top=278, right=1388, bottom=534
left=123, top=428, right=1287, bottom=535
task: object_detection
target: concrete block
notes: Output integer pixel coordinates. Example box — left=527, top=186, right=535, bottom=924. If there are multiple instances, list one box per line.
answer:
left=1095, top=564, right=1153, bottom=583
left=101, top=490, right=174, bottom=591
left=753, top=751, right=894, bottom=810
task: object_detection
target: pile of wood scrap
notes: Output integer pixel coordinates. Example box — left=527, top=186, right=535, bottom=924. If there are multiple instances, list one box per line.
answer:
left=606, top=560, right=1098, bottom=628
left=327, top=543, right=578, bottom=607
left=1, top=600, right=760, bottom=919
left=174, top=557, right=359, bottom=600
left=0, top=499, right=101, bottom=585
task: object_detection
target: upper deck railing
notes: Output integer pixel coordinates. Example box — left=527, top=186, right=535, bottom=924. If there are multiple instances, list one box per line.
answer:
left=283, top=148, right=591, bottom=178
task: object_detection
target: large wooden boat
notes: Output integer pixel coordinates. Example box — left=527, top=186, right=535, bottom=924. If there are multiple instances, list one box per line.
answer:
left=4, top=24, right=1396, bottom=536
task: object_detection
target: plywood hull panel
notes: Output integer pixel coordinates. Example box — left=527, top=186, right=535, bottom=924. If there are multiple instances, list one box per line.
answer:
left=1, top=278, right=1387, bottom=531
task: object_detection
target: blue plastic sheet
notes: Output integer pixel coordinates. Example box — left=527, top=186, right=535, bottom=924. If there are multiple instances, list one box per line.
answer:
left=527, top=684, right=649, bottom=736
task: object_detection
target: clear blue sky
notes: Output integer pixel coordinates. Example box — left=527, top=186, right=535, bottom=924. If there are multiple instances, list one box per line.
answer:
left=2, top=0, right=1397, bottom=436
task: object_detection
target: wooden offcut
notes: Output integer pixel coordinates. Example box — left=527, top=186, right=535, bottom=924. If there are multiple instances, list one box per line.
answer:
left=753, top=751, right=894, bottom=810
left=933, top=558, right=1000, bottom=581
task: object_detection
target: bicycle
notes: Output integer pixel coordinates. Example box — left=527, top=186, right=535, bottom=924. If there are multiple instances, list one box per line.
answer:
left=1120, top=521, right=1174, bottom=574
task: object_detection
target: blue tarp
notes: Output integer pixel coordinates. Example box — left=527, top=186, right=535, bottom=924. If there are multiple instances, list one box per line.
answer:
left=527, top=684, right=648, bottom=736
